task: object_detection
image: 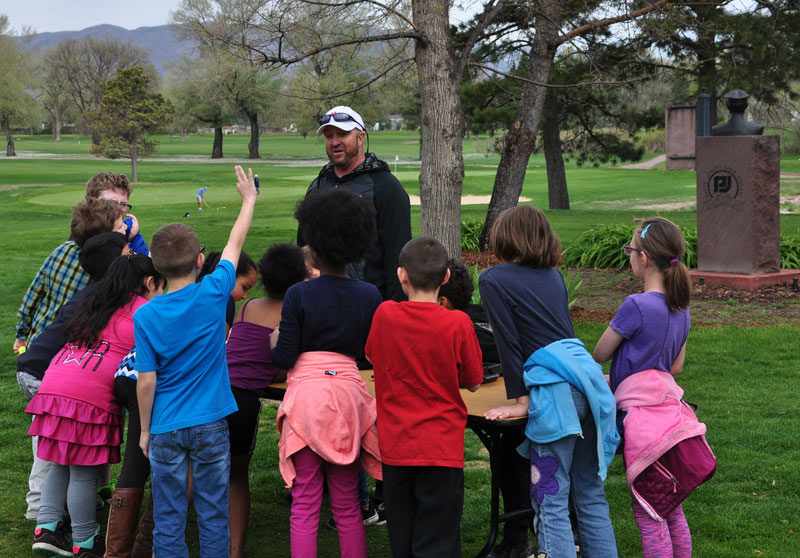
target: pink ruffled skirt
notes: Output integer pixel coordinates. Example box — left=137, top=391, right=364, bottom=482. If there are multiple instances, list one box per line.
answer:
left=27, top=394, right=123, bottom=466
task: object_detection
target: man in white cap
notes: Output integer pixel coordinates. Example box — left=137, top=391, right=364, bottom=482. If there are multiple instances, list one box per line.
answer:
left=304, top=106, right=411, bottom=302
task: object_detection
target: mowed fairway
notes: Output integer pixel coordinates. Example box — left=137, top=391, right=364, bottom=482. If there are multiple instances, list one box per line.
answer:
left=1, top=132, right=799, bottom=556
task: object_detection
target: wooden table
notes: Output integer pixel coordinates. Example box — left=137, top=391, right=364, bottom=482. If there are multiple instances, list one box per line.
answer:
left=264, top=370, right=531, bottom=558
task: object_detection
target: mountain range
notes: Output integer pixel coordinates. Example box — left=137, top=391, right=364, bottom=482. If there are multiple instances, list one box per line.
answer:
left=21, top=24, right=196, bottom=76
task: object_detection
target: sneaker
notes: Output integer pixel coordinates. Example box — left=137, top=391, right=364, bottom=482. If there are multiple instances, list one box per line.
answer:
left=362, top=503, right=380, bottom=526
left=486, top=536, right=535, bottom=558
left=32, top=523, right=72, bottom=557
left=374, top=502, right=387, bottom=526
left=326, top=504, right=384, bottom=531
left=72, top=535, right=105, bottom=558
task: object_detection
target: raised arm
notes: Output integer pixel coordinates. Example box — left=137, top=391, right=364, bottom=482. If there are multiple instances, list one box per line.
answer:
left=220, top=166, right=258, bottom=269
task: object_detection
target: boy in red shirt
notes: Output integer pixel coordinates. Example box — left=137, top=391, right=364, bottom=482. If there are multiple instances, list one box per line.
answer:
left=365, top=236, right=483, bottom=558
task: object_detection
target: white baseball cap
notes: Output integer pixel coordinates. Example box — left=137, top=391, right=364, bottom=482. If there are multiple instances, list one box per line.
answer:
left=316, top=106, right=366, bottom=135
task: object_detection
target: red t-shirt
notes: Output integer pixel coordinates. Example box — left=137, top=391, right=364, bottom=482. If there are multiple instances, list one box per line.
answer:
left=365, top=301, right=483, bottom=468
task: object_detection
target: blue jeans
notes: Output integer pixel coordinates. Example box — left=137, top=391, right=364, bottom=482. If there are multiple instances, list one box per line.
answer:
left=530, top=387, right=618, bottom=558
left=149, top=419, right=231, bottom=558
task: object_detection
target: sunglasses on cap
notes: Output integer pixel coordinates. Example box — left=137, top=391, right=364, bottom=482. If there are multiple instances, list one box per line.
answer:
left=318, top=113, right=364, bottom=131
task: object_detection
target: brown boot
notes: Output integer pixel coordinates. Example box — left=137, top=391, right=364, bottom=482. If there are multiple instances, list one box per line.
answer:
left=130, top=491, right=154, bottom=558
left=105, top=487, right=144, bottom=558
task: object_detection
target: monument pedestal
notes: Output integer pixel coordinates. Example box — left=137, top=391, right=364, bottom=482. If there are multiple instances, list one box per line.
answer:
left=689, top=269, right=800, bottom=290
left=696, top=135, right=781, bottom=276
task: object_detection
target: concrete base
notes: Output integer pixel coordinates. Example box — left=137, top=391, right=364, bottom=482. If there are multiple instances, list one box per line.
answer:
left=690, top=269, right=800, bottom=289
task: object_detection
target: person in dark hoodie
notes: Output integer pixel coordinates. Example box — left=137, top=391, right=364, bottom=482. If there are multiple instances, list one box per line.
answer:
left=302, top=105, right=411, bottom=303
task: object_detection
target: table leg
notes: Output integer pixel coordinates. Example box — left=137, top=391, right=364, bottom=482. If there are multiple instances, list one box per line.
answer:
left=472, top=426, right=501, bottom=558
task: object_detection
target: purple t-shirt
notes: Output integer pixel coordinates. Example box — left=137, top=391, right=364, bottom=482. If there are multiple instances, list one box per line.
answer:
left=608, top=292, right=690, bottom=392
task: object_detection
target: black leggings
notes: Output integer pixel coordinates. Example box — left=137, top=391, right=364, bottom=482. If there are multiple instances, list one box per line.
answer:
left=114, top=376, right=150, bottom=489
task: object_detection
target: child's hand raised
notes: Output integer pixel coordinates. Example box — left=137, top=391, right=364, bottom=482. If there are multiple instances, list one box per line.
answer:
left=234, top=166, right=258, bottom=204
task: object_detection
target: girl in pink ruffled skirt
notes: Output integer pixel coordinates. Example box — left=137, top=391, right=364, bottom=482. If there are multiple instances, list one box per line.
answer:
left=27, top=254, right=163, bottom=558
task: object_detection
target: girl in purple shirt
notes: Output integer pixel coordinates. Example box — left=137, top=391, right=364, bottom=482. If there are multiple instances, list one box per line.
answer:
left=594, top=217, right=693, bottom=558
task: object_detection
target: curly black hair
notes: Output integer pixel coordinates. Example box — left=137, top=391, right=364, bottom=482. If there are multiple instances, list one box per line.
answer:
left=295, top=188, right=377, bottom=270
left=258, top=243, right=308, bottom=299
left=437, top=258, right=474, bottom=310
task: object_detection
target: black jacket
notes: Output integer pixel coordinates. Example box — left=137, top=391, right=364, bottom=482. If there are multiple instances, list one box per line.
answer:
left=303, top=153, right=411, bottom=301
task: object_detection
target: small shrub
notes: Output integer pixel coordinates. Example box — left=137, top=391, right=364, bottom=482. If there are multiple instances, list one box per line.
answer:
left=461, top=220, right=483, bottom=253
left=780, top=234, right=800, bottom=269
left=563, top=223, right=698, bottom=269
left=640, top=129, right=666, bottom=153
left=467, top=264, right=482, bottom=305
left=562, top=224, right=635, bottom=269
left=560, top=267, right=583, bottom=308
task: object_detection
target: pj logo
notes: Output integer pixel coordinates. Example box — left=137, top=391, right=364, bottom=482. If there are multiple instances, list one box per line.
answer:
left=707, top=169, right=739, bottom=199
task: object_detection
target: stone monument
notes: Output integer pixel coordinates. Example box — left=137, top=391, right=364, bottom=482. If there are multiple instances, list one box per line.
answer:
left=695, top=89, right=786, bottom=284
left=665, top=101, right=696, bottom=170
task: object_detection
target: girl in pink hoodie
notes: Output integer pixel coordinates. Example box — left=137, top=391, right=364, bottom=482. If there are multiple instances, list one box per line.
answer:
left=594, top=218, right=694, bottom=558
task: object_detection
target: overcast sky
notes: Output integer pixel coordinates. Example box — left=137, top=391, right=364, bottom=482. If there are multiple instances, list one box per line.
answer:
left=3, top=0, right=485, bottom=34
left=3, top=0, right=182, bottom=33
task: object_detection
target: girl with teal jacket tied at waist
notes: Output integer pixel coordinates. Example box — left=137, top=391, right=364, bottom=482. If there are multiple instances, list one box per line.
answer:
left=480, top=205, right=619, bottom=558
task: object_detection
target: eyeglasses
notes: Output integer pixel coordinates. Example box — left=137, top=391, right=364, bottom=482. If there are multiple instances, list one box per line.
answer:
left=114, top=201, right=132, bottom=211
left=319, top=113, right=364, bottom=131
left=622, top=245, right=641, bottom=256
left=199, top=244, right=205, bottom=255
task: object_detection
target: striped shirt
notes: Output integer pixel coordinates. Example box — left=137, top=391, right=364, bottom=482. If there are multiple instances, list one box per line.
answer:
left=15, top=241, right=89, bottom=344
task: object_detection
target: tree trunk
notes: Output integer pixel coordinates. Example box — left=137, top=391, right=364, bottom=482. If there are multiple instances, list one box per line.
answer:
left=130, top=143, right=138, bottom=183
left=212, top=126, right=224, bottom=159
left=543, top=92, right=569, bottom=210
left=53, top=106, right=62, bottom=141
left=247, top=112, right=260, bottom=159
left=478, top=0, right=566, bottom=250
left=3, top=116, right=16, bottom=157
left=412, top=0, right=466, bottom=259
left=181, top=127, right=186, bottom=144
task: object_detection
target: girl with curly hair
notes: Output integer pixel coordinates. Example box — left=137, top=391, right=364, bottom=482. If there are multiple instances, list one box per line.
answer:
left=271, top=188, right=383, bottom=558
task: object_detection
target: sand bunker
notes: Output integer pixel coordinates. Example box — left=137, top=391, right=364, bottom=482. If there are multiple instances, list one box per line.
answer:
left=408, top=194, right=530, bottom=206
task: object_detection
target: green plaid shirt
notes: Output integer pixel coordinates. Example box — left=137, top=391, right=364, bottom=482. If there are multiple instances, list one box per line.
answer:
left=15, top=241, right=89, bottom=344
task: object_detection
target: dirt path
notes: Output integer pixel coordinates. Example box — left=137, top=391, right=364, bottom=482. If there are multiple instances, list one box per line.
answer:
left=620, top=154, right=667, bottom=169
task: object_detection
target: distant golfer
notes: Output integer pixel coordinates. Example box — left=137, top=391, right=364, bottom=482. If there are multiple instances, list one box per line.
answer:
left=254, top=174, right=260, bottom=195
left=197, top=186, right=208, bottom=211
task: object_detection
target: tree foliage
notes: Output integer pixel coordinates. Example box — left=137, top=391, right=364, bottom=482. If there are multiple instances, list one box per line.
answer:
left=0, top=15, right=39, bottom=155
left=45, top=36, right=154, bottom=143
left=170, top=0, right=504, bottom=257
left=89, top=66, right=173, bottom=182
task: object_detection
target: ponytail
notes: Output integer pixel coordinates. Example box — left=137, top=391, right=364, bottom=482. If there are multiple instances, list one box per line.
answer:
left=663, top=260, right=691, bottom=312
left=64, top=254, right=163, bottom=347
left=635, top=218, right=691, bottom=312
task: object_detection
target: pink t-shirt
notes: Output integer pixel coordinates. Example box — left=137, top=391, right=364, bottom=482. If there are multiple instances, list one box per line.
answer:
left=37, top=294, right=148, bottom=414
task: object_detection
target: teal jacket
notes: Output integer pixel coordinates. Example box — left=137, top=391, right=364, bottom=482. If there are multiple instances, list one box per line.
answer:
left=519, top=338, right=620, bottom=480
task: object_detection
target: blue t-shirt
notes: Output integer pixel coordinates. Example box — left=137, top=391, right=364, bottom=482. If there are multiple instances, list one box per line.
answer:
left=608, top=291, right=690, bottom=392
left=479, top=263, right=575, bottom=399
left=134, top=260, right=237, bottom=434
left=271, top=275, right=382, bottom=370
left=196, top=187, right=207, bottom=197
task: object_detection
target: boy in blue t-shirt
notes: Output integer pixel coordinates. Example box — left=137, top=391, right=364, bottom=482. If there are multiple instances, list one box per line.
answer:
left=135, top=166, right=257, bottom=557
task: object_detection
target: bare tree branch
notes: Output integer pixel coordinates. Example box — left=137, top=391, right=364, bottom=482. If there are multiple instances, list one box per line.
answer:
left=470, top=61, right=674, bottom=88
left=455, top=0, right=506, bottom=77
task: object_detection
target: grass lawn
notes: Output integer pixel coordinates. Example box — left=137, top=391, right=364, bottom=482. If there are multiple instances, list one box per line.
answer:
left=1, top=136, right=799, bottom=556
